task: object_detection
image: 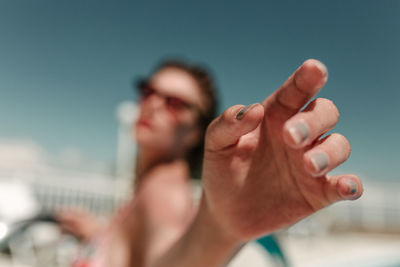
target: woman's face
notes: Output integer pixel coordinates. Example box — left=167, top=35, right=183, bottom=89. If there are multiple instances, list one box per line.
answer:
left=134, top=67, right=206, bottom=157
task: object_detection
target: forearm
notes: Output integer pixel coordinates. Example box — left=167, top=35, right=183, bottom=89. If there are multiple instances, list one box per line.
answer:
left=149, top=197, right=242, bottom=267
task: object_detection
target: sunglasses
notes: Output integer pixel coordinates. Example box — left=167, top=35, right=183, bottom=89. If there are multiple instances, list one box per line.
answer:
left=135, top=79, right=204, bottom=116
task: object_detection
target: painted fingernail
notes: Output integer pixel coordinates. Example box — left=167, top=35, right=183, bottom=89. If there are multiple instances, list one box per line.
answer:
left=346, top=180, right=358, bottom=195
left=288, top=121, right=309, bottom=145
left=310, top=152, right=329, bottom=173
left=236, top=103, right=258, bottom=120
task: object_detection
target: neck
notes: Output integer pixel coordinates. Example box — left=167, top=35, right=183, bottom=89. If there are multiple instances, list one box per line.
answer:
left=135, top=148, right=165, bottom=177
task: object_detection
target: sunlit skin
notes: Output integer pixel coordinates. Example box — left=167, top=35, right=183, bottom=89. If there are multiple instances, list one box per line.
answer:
left=135, top=67, right=206, bottom=166
left=152, top=59, right=363, bottom=267
left=123, top=67, right=208, bottom=265
left=59, top=60, right=363, bottom=267
left=58, top=67, right=210, bottom=267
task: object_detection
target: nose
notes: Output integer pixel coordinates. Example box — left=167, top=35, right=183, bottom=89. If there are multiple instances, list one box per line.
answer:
left=141, top=93, right=165, bottom=115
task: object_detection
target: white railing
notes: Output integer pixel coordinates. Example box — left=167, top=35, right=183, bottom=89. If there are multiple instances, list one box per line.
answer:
left=328, top=180, right=400, bottom=232
left=1, top=169, right=400, bottom=233
left=0, top=169, right=131, bottom=219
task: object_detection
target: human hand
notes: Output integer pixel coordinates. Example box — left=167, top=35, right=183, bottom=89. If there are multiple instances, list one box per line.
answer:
left=201, top=59, right=363, bottom=242
left=56, top=209, right=106, bottom=242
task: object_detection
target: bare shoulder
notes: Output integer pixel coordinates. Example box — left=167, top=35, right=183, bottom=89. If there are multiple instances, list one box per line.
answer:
left=136, top=161, right=195, bottom=224
left=140, top=160, right=190, bottom=191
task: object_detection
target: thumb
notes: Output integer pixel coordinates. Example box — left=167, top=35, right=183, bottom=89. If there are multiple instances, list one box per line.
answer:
left=205, top=103, right=264, bottom=152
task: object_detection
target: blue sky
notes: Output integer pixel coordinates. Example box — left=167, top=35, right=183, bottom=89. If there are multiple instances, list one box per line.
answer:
left=0, top=0, right=399, bottom=180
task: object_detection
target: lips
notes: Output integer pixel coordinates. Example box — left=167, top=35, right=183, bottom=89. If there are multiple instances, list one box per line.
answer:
left=137, top=118, right=152, bottom=129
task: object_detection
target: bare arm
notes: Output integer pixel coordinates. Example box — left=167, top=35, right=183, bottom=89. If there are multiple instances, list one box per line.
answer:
left=150, top=197, right=241, bottom=267
left=133, top=163, right=196, bottom=267
left=56, top=209, right=106, bottom=241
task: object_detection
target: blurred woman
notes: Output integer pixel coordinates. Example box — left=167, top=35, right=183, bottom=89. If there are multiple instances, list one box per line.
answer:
left=58, top=59, right=218, bottom=267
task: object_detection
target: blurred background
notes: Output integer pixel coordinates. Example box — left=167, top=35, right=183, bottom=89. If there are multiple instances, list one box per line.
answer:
left=0, top=0, right=399, bottom=266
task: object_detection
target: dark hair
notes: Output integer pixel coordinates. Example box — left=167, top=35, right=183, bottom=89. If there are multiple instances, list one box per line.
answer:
left=151, top=59, right=219, bottom=178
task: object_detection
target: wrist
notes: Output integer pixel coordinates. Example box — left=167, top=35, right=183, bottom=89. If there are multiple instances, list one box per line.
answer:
left=149, top=193, right=244, bottom=267
left=195, top=195, right=241, bottom=248
left=176, top=196, right=243, bottom=267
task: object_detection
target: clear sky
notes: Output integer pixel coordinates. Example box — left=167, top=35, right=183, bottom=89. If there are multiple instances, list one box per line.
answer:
left=0, top=0, right=399, bottom=181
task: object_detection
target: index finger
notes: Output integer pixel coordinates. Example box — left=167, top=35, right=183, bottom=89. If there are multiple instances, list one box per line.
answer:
left=265, top=59, right=328, bottom=118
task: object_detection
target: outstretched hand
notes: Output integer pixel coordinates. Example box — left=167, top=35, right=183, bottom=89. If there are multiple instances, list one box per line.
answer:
left=201, top=59, right=363, bottom=242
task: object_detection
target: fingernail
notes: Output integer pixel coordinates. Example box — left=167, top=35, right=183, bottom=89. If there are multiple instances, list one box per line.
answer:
left=236, top=103, right=258, bottom=120
left=287, top=121, right=309, bottom=145
left=346, top=180, right=358, bottom=195
left=314, top=61, right=328, bottom=77
left=310, top=152, right=329, bottom=173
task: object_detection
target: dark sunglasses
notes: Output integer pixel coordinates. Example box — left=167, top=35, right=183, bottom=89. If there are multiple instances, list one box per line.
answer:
left=135, top=79, right=204, bottom=116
